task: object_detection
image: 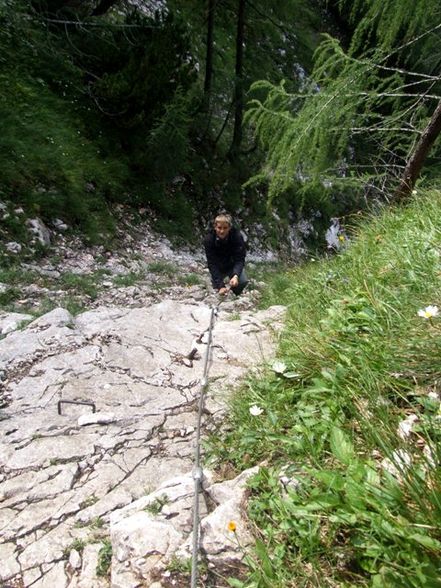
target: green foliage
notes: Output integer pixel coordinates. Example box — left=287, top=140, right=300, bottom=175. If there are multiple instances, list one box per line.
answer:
left=207, top=189, right=441, bottom=587
left=147, top=261, right=178, bottom=277
left=168, top=0, right=322, bottom=150
left=166, top=555, right=192, bottom=574
left=143, top=89, right=194, bottom=183
left=0, top=2, right=127, bottom=241
left=246, top=35, right=437, bottom=205
left=59, top=272, right=99, bottom=299
left=0, top=287, right=21, bottom=308
left=86, top=11, right=196, bottom=131
left=96, top=539, right=112, bottom=577
left=144, top=494, right=169, bottom=515
left=63, top=538, right=86, bottom=557
left=0, top=0, right=337, bottom=253
left=246, top=0, right=441, bottom=209
left=0, top=2, right=201, bottom=245
left=179, top=273, right=202, bottom=286
left=79, top=495, right=98, bottom=509
left=90, top=516, right=105, bottom=529
left=338, top=0, right=441, bottom=64
left=112, top=271, right=146, bottom=287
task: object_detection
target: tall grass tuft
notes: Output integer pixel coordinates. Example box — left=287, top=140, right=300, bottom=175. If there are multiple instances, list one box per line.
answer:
left=207, top=190, right=441, bottom=587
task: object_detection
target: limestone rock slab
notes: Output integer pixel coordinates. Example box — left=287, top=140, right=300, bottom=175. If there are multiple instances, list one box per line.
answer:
left=111, top=512, right=183, bottom=587
left=0, top=295, right=285, bottom=588
left=0, top=542, right=20, bottom=581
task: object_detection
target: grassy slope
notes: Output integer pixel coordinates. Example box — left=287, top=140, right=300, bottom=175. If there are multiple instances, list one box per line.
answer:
left=208, top=190, right=441, bottom=587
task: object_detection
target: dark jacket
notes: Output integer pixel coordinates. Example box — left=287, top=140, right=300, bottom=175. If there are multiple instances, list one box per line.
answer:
left=204, top=227, right=246, bottom=289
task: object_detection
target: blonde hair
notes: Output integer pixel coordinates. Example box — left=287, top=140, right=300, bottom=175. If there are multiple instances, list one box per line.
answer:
left=214, top=213, right=232, bottom=226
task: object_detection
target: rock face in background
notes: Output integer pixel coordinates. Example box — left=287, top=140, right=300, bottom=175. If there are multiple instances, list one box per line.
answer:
left=0, top=286, right=285, bottom=586
left=0, top=206, right=294, bottom=317
left=26, top=218, right=52, bottom=247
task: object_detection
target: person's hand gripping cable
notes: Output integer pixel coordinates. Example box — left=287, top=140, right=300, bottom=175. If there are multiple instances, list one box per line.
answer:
left=218, top=274, right=238, bottom=296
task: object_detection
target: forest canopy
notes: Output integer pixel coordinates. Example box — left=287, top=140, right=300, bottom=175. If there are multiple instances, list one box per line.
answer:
left=1, top=0, right=441, bottom=251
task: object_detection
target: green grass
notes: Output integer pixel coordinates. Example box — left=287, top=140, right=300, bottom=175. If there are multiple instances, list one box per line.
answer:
left=166, top=555, right=192, bottom=574
left=96, top=539, right=112, bottom=577
left=207, top=190, right=441, bottom=588
left=0, top=286, right=21, bottom=308
left=0, top=266, right=40, bottom=310
left=147, top=260, right=178, bottom=277
left=27, top=295, right=87, bottom=317
left=178, top=272, right=202, bottom=286
left=90, top=516, right=105, bottom=529
left=0, top=267, right=116, bottom=315
left=63, top=538, right=86, bottom=558
left=0, top=267, right=39, bottom=286
left=144, top=494, right=169, bottom=515
left=113, top=271, right=146, bottom=287
left=59, top=273, right=100, bottom=299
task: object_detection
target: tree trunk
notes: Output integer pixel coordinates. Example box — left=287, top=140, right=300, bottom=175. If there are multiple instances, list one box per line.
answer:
left=394, top=99, right=441, bottom=201
left=203, top=0, right=215, bottom=107
left=229, top=0, right=245, bottom=159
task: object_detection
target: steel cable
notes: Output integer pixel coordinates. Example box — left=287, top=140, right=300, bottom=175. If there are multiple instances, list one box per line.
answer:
left=190, top=297, right=222, bottom=588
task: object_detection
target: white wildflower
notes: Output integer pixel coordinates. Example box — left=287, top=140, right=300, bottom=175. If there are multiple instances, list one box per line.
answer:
left=249, top=405, right=263, bottom=416
left=417, top=305, right=439, bottom=319
left=272, top=361, right=287, bottom=374
left=427, top=391, right=439, bottom=402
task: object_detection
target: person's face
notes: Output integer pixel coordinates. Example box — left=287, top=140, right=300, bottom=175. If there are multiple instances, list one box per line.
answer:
left=215, top=221, right=231, bottom=240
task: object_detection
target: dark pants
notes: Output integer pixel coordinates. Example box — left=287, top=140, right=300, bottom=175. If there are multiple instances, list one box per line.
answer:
left=213, top=268, right=248, bottom=295
left=230, top=268, right=248, bottom=295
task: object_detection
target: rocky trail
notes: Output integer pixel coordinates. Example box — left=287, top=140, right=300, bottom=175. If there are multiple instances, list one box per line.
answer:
left=0, top=217, right=285, bottom=588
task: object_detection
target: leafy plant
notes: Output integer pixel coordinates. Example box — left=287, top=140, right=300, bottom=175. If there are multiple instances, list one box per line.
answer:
left=144, top=494, right=169, bottom=515
left=63, top=538, right=86, bottom=558
left=96, top=539, right=112, bottom=577
left=166, top=555, right=192, bottom=574
left=0, top=287, right=21, bottom=308
left=90, top=517, right=105, bottom=529
left=59, top=273, right=99, bottom=299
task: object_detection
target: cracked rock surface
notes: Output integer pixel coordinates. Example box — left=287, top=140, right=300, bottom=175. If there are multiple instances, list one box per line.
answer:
left=1, top=282, right=285, bottom=586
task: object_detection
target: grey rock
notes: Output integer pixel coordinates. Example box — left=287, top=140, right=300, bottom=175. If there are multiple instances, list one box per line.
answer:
left=69, top=549, right=82, bottom=569
left=0, top=257, right=285, bottom=588
left=5, top=241, right=22, bottom=253
left=53, top=218, right=68, bottom=232
left=111, top=512, right=183, bottom=587
left=0, top=542, right=20, bottom=582
left=72, top=543, right=109, bottom=588
left=34, top=561, right=68, bottom=587
left=78, top=412, right=117, bottom=426
left=0, top=312, right=33, bottom=335
left=26, top=218, right=52, bottom=247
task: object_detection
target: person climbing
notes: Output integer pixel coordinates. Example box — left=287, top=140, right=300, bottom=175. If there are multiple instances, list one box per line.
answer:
left=204, top=212, right=248, bottom=296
